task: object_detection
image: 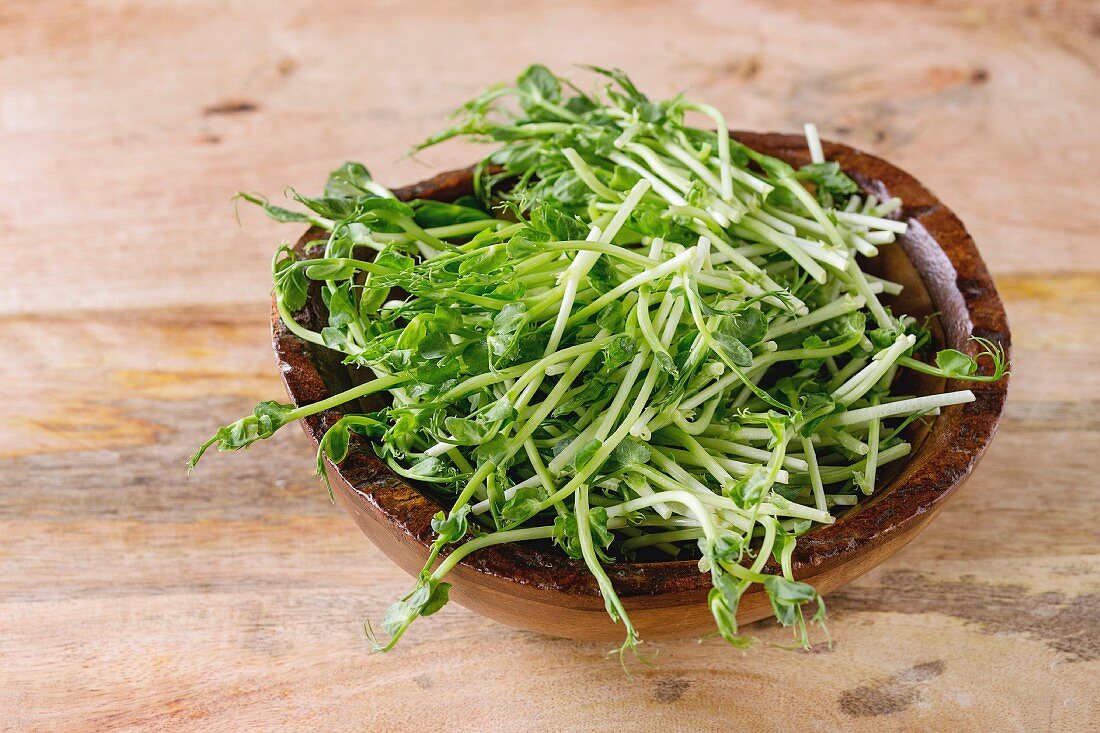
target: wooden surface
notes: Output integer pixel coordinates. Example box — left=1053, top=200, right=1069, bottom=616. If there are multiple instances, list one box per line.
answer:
left=1, top=1, right=1097, bottom=731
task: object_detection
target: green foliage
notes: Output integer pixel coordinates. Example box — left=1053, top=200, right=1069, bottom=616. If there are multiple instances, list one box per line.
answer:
left=197, top=63, right=1007, bottom=662
left=763, top=575, right=827, bottom=647
left=500, top=486, right=544, bottom=525
left=902, top=336, right=1010, bottom=383
left=366, top=578, right=453, bottom=652
left=189, top=401, right=295, bottom=471
left=794, top=162, right=859, bottom=207
left=431, top=504, right=472, bottom=544
left=324, top=161, right=377, bottom=198
left=554, top=507, right=615, bottom=563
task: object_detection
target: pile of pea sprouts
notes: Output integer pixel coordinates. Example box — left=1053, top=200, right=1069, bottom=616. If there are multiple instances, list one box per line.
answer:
left=192, top=65, right=1007, bottom=657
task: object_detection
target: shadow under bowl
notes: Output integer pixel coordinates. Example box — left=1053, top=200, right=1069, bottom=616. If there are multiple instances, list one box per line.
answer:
left=271, top=132, right=1010, bottom=641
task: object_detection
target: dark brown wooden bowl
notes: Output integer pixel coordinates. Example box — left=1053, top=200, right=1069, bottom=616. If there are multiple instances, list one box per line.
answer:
left=271, top=133, right=1010, bottom=641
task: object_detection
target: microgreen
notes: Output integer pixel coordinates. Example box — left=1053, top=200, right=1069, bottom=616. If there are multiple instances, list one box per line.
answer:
left=192, top=64, right=1008, bottom=663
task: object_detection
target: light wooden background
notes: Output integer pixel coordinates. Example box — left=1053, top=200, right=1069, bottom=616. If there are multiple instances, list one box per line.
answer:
left=2, top=1, right=1098, bottom=731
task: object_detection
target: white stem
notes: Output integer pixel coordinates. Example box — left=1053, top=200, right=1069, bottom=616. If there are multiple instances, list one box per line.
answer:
left=836, top=210, right=908, bottom=234
left=832, top=334, right=915, bottom=406
left=828, top=390, right=975, bottom=427
left=804, top=123, right=824, bottom=164
left=765, top=295, right=865, bottom=341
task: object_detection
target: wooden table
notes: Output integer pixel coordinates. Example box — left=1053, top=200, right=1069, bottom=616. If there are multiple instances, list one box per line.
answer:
left=3, top=1, right=1098, bottom=730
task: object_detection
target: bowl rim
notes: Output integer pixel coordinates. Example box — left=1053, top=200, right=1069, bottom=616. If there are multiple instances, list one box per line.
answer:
left=271, top=131, right=1010, bottom=600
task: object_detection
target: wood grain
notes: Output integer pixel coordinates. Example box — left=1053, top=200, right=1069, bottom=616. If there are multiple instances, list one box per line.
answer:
left=1, top=1, right=1097, bottom=731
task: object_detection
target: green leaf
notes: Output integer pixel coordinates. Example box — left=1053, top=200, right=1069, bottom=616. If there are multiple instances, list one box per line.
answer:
left=935, top=348, right=977, bottom=377
left=720, top=309, right=766, bottom=346
left=653, top=350, right=680, bottom=379
left=358, top=197, right=416, bottom=220
left=564, top=94, right=597, bottom=115
left=552, top=507, right=614, bottom=563
left=763, top=576, right=819, bottom=628
left=306, top=260, right=356, bottom=281
left=236, top=191, right=311, bottom=223
left=631, top=209, right=672, bottom=240
left=417, top=330, right=452, bottom=360
left=430, top=504, right=471, bottom=544
left=742, top=146, right=796, bottom=179
left=489, top=140, right=543, bottom=174
left=458, top=245, right=509, bottom=275
left=867, top=326, right=900, bottom=350
left=322, top=421, right=350, bottom=464
left=406, top=582, right=432, bottom=609
left=412, top=199, right=489, bottom=228
left=500, top=486, right=544, bottom=524
left=460, top=341, right=490, bottom=374
left=609, top=165, right=641, bottom=190
left=275, top=265, right=309, bottom=312
left=381, top=599, right=418, bottom=636
left=517, top=64, right=562, bottom=104
left=794, top=161, right=859, bottom=207
left=798, top=392, right=838, bottom=437
left=595, top=301, right=627, bottom=333
left=315, top=419, right=351, bottom=500
left=414, top=357, right=460, bottom=385
left=375, top=250, right=415, bottom=272
left=702, top=533, right=745, bottom=567
left=712, top=331, right=753, bottom=368
left=712, top=571, right=745, bottom=611
left=573, top=439, right=603, bottom=470
left=726, top=466, right=771, bottom=509
left=419, top=582, right=452, bottom=616
left=396, top=314, right=428, bottom=350
left=482, top=397, right=515, bottom=423
left=604, top=437, right=651, bottom=472
left=552, top=513, right=584, bottom=560
left=551, top=377, right=615, bottom=418
left=588, top=507, right=615, bottom=556
left=356, top=285, right=389, bottom=319
left=346, top=414, right=388, bottom=439
left=405, top=456, right=451, bottom=479
left=530, top=204, right=587, bottom=241
left=290, top=190, right=360, bottom=220
left=583, top=65, right=648, bottom=102
left=506, top=236, right=542, bottom=260
left=189, top=401, right=295, bottom=471
left=602, top=335, right=637, bottom=372
left=324, top=161, right=377, bottom=199
left=473, top=435, right=510, bottom=466
left=487, top=472, right=506, bottom=529
left=444, top=416, right=494, bottom=445
left=798, top=335, right=828, bottom=370
left=707, top=585, right=741, bottom=640
left=905, top=337, right=1008, bottom=382
left=586, top=257, right=621, bottom=294
left=490, top=279, right=525, bottom=301
left=493, top=302, right=527, bottom=335
left=325, top=282, right=358, bottom=329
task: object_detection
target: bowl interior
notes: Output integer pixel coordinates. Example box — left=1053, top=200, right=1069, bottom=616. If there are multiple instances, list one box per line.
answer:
left=273, top=133, right=1010, bottom=599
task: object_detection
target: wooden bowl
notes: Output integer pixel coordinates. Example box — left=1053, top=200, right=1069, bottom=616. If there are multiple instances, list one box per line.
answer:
left=271, top=133, right=1010, bottom=641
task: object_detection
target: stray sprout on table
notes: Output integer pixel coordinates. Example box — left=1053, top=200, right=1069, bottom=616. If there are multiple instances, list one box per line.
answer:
left=191, top=65, right=1008, bottom=661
